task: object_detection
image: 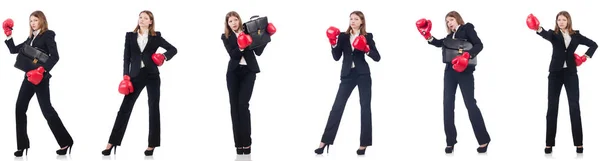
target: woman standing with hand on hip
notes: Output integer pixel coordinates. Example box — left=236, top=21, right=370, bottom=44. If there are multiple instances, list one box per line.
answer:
left=101, top=10, right=177, bottom=156
left=221, top=11, right=276, bottom=155
left=526, top=11, right=597, bottom=154
left=416, top=11, right=490, bottom=154
left=2, top=10, right=74, bottom=157
left=314, top=11, right=381, bottom=155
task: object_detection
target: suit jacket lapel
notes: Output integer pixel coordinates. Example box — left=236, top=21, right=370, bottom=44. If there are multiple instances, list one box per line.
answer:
left=28, top=34, right=37, bottom=47
left=566, top=34, right=576, bottom=50
left=556, top=31, right=571, bottom=49
left=134, top=32, right=152, bottom=54
left=132, top=33, right=142, bottom=53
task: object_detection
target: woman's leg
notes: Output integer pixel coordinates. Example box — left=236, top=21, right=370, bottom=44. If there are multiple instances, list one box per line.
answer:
left=15, top=78, right=36, bottom=150
left=443, top=70, right=459, bottom=146
left=35, top=77, right=73, bottom=148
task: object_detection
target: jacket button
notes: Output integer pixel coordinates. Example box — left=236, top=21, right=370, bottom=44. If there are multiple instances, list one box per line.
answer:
left=565, top=50, right=567, bottom=52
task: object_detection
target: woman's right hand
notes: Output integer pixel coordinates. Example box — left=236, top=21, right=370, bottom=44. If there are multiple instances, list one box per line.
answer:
left=416, top=18, right=432, bottom=40
left=526, top=14, right=540, bottom=31
left=237, top=32, right=252, bottom=50
left=118, top=75, right=134, bottom=95
left=3, top=18, right=13, bottom=37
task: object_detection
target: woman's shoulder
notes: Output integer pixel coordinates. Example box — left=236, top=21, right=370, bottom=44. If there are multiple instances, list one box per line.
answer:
left=462, top=23, right=475, bottom=30
left=42, top=30, right=55, bottom=36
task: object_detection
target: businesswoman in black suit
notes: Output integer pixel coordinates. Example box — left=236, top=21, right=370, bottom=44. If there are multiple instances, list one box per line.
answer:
left=315, top=11, right=381, bottom=155
left=221, top=11, right=275, bottom=155
left=101, top=10, right=177, bottom=156
left=2, top=10, right=74, bottom=157
left=526, top=11, right=597, bottom=154
left=416, top=11, right=490, bottom=153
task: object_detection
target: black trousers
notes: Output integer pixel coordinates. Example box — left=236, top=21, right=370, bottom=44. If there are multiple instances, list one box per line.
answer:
left=16, top=76, right=73, bottom=150
left=443, top=68, right=490, bottom=146
left=321, top=69, right=373, bottom=146
left=226, top=65, right=256, bottom=147
left=546, top=69, right=583, bottom=146
left=108, top=68, right=161, bottom=147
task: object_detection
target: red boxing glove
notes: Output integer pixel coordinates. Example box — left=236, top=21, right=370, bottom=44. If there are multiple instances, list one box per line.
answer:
left=526, top=14, right=540, bottom=31
left=574, top=53, right=587, bottom=66
left=237, top=32, right=252, bottom=50
left=416, top=18, right=432, bottom=40
left=118, top=75, right=134, bottom=95
left=451, top=52, right=470, bottom=72
left=326, top=26, right=340, bottom=45
left=266, top=23, right=276, bottom=35
left=26, top=66, right=45, bottom=85
left=152, top=53, right=166, bottom=66
left=3, top=18, right=14, bottom=36
left=352, top=35, right=370, bottom=52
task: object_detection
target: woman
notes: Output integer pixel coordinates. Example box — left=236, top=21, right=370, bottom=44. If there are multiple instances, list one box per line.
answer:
left=314, top=11, right=381, bottom=155
left=2, top=10, right=74, bottom=157
left=101, top=10, right=177, bottom=156
left=415, top=11, right=491, bottom=153
left=221, top=11, right=275, bottom=155
left=526, top=11, right=597, bottom=154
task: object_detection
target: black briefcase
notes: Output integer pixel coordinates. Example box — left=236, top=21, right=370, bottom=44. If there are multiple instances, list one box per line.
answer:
left=14, top=44, right=49, bottom=72
left=442, top=38, right=477, bottom=65
left=242, top=15, right=271, bottom=50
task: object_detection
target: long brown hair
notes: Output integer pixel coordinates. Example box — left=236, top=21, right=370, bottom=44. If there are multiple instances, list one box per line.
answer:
left=29, top=10, right=48, bottom=38
left=224, top=11, right=243, bottom=38
left=554, top=11, right=574, bottom=35
left=345, top=11, right=367, bottom=36
left=133, top=10, right=157, bottom=36
left=445, top=11, right=465, bottom=34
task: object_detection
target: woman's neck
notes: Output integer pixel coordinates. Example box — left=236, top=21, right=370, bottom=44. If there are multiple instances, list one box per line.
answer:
left=352, top=28, right=360, bottom=35
left=140, top=27, right=149, bottom=34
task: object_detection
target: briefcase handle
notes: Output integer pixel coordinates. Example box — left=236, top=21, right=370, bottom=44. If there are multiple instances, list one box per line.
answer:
left=250, top=15, right=260, bottom=20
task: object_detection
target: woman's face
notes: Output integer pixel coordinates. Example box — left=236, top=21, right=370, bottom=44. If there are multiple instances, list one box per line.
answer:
left=349, top=14, right=362, bottom=29
left=29, top=16, right=39, bottom=31
left=228, top=16, right=240, bottom=32
left=138, top=13, right=152, bottom=28
left=446, top=16, right=458, bottom=31
left=557, top=15, right=568, bottom=30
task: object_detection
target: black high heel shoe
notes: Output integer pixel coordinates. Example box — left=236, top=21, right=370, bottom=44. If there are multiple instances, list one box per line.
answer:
left=144, top=147, right=155, bottom=156
left=56, top=144, right=73, bottom=155
left=576, top=147, right=583, bottom=153
left=242, top=147, right=251, bottom=154
left=477, top=143, right=489, bottom=153
left=14, top=148, right=28, bottom=157
left=314, top=144, right=330, bottom=154
left=102, top=145, right=117, bottom=156
left=236, top=147, right=244, bottom=155
left=544, top=146, right=553, bottom=154
left=445, top=146, right=454, bottom=153
left=356, top=147, right=367, bottom=155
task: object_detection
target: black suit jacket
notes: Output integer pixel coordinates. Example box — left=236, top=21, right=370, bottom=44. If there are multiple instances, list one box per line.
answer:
left=537, top=28, right=597, bottom=72
left=332, top=32, right=381, bottom=77
left=5, top=30, right=59, bottom=78
left=123, top=31, right=177, bottom=78
left=221, top=33, right=267, bottom=73
left=428, top=23, right=483, bottom=71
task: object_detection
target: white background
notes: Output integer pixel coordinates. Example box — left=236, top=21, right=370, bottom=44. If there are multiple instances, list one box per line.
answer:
left=0, top=0, right=599, bottom=160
